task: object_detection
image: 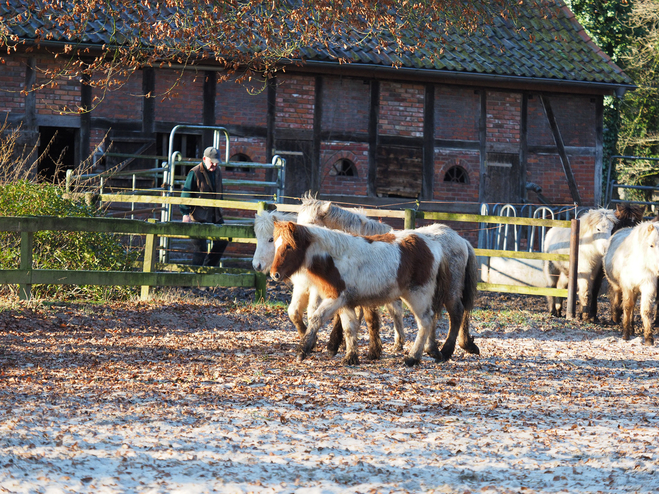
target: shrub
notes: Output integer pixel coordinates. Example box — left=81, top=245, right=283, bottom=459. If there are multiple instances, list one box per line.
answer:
left=0, top=180, right=140, bottom=300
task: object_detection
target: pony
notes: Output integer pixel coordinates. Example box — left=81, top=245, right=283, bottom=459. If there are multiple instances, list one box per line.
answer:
left=587, top=203, right=645, bottom=321
left=296, top=194, right=406, bottom=353
left=270, top=221, right=480, bottom=366
left=543, top=208, right=618, bottom=320
left=252, top=209, right=383, bottom=360
left=604, top=221, right=659, bottom=345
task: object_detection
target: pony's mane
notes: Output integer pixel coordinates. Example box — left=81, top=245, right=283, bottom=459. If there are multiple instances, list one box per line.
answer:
left=254, top=210, right=297, bottom=238
left=299, top=193, right=391, bottom=235
left=580, top=208, right=617, bottom=233
left=614, top=203, right=645, bottom=233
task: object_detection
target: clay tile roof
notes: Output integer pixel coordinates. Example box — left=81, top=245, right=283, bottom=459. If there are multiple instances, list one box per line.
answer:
left=0, top=0, right=633, bottom=88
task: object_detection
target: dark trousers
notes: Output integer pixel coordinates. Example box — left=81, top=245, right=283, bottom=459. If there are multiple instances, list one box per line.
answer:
left=191, top=238, right=229, bottom=267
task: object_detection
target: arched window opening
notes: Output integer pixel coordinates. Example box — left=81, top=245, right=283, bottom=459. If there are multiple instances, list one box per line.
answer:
left=444, top=166, right=468, bottom=184
left=227, top=153, right=254, bottom=173
left=330, top=158, right=357, bottom=177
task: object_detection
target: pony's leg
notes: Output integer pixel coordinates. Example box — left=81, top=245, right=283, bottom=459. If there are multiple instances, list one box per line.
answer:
left=339, top=308, right=360, bottom=366
left=363, top=306, right=382, bottom=360
left=577, top=275, right=591, bottom=320
left=436, top=297, right=466, bottom=362
left=386, top=300, right=406, bottom=352
left=609, top=286, right=623, bottom=324
left=553, top=273, right=569, bottom=317
left=326, top=315, right=344, bottom=357
left=457, top=311, right=480, bottom=355
left=587, top=266, right=605, bottom=322
left=545, top=261, right=561, bottom=317
left=621, top=289, right=638, bottom=341
left=299, top=296, right=345, bottom=361
left=402, top=296, right=436, bottom=367
left=639, top=284, right=657, bottom=346
left=288, top=283, right=310, bottom=338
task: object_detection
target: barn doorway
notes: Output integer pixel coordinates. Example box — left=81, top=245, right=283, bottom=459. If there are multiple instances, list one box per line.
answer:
left=479, top=152, right=522, bottom=204
left=38, top=126, right=76, bottom=183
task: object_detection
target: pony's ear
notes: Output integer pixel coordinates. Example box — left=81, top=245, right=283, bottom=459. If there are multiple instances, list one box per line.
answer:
left=648, top=224, right=656, bottom=234
left=320, top=201, right=332, bottom=216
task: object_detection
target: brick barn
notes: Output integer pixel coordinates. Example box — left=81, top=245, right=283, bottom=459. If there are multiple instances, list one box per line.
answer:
left=0, top=0, right=633, bottom=213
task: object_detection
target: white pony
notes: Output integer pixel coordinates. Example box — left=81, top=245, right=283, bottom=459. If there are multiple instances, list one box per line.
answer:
left=604, top=222, right=659, bottom=345
left=543, top=208, right=617, bottom=320
left=271, top=221, right=479, bottom=366
left=296, top=195, right=406, bottom=352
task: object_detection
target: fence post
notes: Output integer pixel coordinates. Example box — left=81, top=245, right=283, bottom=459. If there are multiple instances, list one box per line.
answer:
left=141, top=220, right=158, bottom=301
left=19, top=231, right=33, bottom=301
left=254, top=272, right=267, bottom=303
left=404, top=209, right=416, bottom=230
left=566, top=218, right=580, bottom=319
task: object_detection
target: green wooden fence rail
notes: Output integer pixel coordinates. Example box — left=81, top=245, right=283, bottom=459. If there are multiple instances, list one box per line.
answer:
left=101, top=194, right=576, bottom=303
left=0, top=216, right=267, bottom=302
left=2, top=194, right=578, bottom=316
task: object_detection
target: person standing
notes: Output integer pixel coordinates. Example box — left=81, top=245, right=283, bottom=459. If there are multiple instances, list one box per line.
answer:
left=180, top=147, right=229, bottom=266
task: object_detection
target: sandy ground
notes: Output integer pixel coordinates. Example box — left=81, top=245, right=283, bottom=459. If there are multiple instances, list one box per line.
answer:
left=0, top=287, right=658, bottom=493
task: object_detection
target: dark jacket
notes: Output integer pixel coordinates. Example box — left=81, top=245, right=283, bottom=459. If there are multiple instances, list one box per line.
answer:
left=180, top=163, right=224, bottom=224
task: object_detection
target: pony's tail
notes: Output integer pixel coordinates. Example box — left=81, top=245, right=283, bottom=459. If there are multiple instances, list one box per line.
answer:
left=462, top=243, right=478, bottom=312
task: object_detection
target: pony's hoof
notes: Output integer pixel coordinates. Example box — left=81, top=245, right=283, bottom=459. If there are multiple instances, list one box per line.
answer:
left=326, top=347, right=339, bottom=357
left=296, top=348, right=308, bottom=362
left=464, top=343, right=480, bottom=355
left=434, top=353, right=449, bottom=363
left=392, top=343, right=404, bottom=353
left=644, top=337, right=655, bottom=346
left=366, top=350, right=381, bottom=361
left=342, top=352, right=359, bottom=366
left=404, top=357, right=420, bottom=367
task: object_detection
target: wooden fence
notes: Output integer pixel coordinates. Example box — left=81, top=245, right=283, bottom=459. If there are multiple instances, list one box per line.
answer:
left=1, top=193, right=580, bottom=316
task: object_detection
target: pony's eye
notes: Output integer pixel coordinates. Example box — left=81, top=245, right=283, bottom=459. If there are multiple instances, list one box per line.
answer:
left=268, top=237, right=274, bottom=243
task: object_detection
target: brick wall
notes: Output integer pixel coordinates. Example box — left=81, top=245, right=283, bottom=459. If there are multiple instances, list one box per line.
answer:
left=319, top=142, right=369, bottom=196
left=432, top=150, right=480, bottom=204
left=276, top=75, right=315, bottom=130
left=91, top=71, right=142, bottom=120
left=216, top=76, right=267, bottom=128
left=528, top=94, right=597, bottom=147
left=379, top=82, right=424, bottom=137
left=0, top=58, right=25, bottom=115
left=321, top=77, right=370, bottom=134
left=35, top=56, right=81, bottom=115
left=486, top=91, right=521, bottom=146
left=155, top=69, right=204, bottom=123
left=435, top=86, right=479, bottom=140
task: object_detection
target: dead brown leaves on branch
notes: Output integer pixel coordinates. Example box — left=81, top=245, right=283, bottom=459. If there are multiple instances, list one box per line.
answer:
left=0, top=0, right=528, bottom=93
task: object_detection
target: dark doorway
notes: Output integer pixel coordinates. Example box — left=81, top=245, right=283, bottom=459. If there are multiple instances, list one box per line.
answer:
left=38, top=127, right=76, bottom=183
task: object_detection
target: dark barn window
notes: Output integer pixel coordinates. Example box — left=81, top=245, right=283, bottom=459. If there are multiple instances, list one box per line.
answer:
left=330, top=159, right=357, bottom=177
left=444, top=166, right=468, bottom=184
left=227, top=153, right=254, bottom=173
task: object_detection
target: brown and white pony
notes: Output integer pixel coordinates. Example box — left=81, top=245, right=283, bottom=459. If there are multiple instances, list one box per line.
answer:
left=252, top=209, right=384, bottom=359
left=270, top=221, right=479, bottom=366
left=297, top=194, right=406, bottom=353
left=604, top=221, right=659, bottom=345
left=543, top=208, right=618, bottom=320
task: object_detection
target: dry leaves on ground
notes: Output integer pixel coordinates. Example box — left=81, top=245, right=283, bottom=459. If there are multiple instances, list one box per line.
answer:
left=0, top=286, right=657, bottom=493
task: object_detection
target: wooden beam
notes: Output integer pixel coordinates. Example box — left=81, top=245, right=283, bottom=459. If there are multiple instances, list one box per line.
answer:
left=540, top=94, right=582, bottom=205
left=422, top=83, right=435, bottom=201
left=312, top=76, right=322, bottom=193
left=368, top=80, right=379, bottom=197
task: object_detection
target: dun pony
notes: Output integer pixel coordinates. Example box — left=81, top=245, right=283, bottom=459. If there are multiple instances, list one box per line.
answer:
left=604, top=222, right=659, bottom=345
left=297, top=194, right=406, bottom=353
left=543, top=208, right=617, bottom=320
left=270, top=221, right=479, bottom=366
left=588, top=203, right=645, bottom=321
